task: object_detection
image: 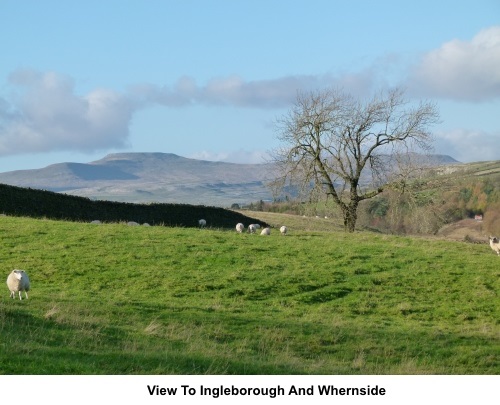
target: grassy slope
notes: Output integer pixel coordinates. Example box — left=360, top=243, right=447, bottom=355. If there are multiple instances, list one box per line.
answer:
left=0, top=215, right=498, bottom=374
left=239, top=210, right=344, bottom=232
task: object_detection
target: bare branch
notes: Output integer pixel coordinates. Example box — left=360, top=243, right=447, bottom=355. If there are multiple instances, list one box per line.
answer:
left=270, top=87, right=440, bottom=232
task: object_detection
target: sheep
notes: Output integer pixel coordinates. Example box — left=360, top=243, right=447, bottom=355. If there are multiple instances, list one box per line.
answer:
left=253, top=224, right=261, bottom=229
left=236, top=223, right=244, bottom=233
left=6, top=269, right=30, bottom=300
left=489, top=236, right=500, bottom=256
left=260, top=227, right=270, bottom=236
left=248, top=224, right=256, bottom=234
left=199, top=219, right=207, bottom=228
left=280, top=225, right=288, bottom=235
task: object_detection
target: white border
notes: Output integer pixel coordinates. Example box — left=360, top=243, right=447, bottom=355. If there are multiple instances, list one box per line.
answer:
left=0, top=375, right=497, bottom=404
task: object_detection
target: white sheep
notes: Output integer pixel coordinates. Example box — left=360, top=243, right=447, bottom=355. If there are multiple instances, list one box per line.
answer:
left=236, top=223, right=244, bottom=233
left=280, top=225, right=288, bottom=235
left=199, top=219, right=207, bottom=228
left=253, top=224, right=261, bottom=229
left=260, top=227, right=271, bottom=236
left=6, top=269, right=30, bottom=300
left=489, top=236, right=500, bottom=256
left=248, top=224, right=256, bottom=234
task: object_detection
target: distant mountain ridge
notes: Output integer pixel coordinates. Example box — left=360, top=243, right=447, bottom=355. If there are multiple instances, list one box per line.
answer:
left=0, top=152, right=459, bottom=207
left=0, top=153, right=277, bottom=206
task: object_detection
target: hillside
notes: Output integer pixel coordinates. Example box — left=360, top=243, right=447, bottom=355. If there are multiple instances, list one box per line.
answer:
left=254, top=159, right=500, bottom=237
left=436, top=218, right=486, bottom=241
left=0, top=183, right=266, bottom=229
left=0, top=215, right=498, bottom=374
left=0, top=152, right=458, bottom=207
left=0, top=153, right=276, bottom=206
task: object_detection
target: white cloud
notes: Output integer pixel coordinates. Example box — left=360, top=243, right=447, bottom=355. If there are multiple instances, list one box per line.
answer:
left=0, top=70, right=136, bottom=156
left=128, top=76, right=195, bottom=107
left=2, top=68, right=376, bottom=158
left=198, top=75, right=330, bottom=107
left=5, top=39, right=499, bottom=162
left=189, top=149, right=270, bottom=164
left=409, top=26, right=500, bottom=101
left=435, top=129, right=500, bottom=162
left=133, top=71, right=377, bottom=109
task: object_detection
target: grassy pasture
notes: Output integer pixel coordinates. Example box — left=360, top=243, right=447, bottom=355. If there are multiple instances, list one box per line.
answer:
left=0, top=215, right=498, bottom=374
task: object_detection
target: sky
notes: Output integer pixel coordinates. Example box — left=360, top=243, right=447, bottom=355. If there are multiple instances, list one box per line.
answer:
left=0, top=0, right=499, bottom=172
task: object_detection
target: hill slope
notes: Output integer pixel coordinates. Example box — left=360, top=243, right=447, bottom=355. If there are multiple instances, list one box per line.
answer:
left=0, top=215, right=498, bottom=374
left=0, top=183, right=267, bottom=229
left=0, top=153, right=276, bottom=206
left=0, top=152, right=459, bottom=207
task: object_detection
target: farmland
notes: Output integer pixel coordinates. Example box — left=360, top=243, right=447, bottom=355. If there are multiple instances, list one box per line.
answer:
left=0, top=214, right=498, bottom=374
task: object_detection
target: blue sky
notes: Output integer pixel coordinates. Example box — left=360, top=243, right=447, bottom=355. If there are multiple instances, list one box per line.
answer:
left=1, top=0, right=499, bottom=172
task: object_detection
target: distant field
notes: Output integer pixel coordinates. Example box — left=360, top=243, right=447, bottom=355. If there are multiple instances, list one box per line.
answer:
left=0, top=215, right=498, bottom=374
left=237, top=210, right=345, bottom=232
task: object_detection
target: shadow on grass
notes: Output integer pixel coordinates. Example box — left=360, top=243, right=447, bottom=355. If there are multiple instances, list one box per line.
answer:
left=0, top=305, right=305, bottom=374
left=1, top=302, right=498, bottom=375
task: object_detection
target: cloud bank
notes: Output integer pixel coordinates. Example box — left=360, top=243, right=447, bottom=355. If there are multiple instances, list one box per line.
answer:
left=189, top=149, right=271, bottom=164
left=0, top=70, right=136, bottom=156
left=131, top=70, right=376, bottom=109
left=1, top=26, right=499, bottom=157
left=0, top=69, right=375, bottom=156
left=408, top=26, right=500, bottom=101
left=434, top=128, right=500, bottom=163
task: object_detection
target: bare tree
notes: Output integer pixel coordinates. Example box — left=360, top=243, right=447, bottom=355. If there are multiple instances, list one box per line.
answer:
left=271, top=87, right=440, bottom=232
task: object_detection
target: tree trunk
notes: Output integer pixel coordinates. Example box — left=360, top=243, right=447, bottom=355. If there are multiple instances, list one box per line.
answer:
left=342, top=202, right=358, bottom=233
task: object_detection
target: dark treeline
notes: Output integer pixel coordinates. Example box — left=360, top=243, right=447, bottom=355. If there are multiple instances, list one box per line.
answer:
left=0, top=183, right=265, bottom=229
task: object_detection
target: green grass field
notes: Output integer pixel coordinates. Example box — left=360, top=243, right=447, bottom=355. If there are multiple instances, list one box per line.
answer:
left=0, top=215, right=498, bottom=374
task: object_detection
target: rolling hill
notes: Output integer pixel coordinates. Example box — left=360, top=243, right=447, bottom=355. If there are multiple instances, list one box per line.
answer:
left=0, top=152, right=460, bottom=207
left=0, top=214, right=498, bottom=375
left=0, top=153, right=276, bottom=206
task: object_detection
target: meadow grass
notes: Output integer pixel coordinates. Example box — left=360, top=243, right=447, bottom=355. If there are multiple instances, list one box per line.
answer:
left=0, top=216, right=498, bottom=374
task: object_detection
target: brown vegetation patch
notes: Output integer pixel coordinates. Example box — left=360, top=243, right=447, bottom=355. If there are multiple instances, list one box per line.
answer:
left=436, top=218, right=486, bottom=242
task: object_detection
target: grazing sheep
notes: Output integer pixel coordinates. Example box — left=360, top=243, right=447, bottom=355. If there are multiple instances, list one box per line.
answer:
left=90, top=220, right=101, bottom=224
left=199, top=219, right=207, bottom=228
left=236, top=223, right=244, bottom=233
left=260, top=227, right=270, bottom=236
left=6, top=269, right=30, bottom=300
left=127, top=221, right=139, bottom=226
left=489, top=236, right=500, bottom=255
left=280, top=225, right=288, bottom=235
left=253, top=224, right=261, bottom=229
left=248, top=224, right=256, bottom=234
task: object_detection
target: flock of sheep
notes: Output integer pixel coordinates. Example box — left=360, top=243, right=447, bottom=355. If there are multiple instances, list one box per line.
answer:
left=5, top=224, right=499, bottom=301
left=198, top=219, right=287, bottom=236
